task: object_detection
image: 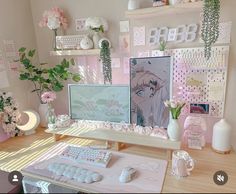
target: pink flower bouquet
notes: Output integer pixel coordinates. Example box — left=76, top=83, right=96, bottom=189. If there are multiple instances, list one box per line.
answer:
left=39, top=7, right=68, bottom=30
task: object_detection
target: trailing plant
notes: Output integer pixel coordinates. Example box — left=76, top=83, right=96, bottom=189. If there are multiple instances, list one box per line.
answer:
left=201, top=0, right=220, bottom=60
left=100, top=40, right=112, bottom=84
left=17, top=47, right=81, bottom=104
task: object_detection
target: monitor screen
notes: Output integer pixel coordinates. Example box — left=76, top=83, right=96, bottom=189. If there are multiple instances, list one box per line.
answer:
left=130, top=56, right=172, bottom=128
left=68, top=84, right=130, bottom=123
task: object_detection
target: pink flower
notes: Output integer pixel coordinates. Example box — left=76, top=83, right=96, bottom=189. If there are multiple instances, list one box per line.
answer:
left=38, top=7, right=68, bottom=30
left=41, top=92, right=56, bottom=103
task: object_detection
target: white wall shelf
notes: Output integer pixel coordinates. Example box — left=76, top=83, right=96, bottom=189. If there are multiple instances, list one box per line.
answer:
left=50, top=49, right=100, bottom=56
left=125, top=1, right=203, bottom=19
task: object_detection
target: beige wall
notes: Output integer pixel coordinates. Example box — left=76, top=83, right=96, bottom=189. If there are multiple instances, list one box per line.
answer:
left=29, top=0, right=235, bottom=149
left=0, top=0, right=37, bottom=111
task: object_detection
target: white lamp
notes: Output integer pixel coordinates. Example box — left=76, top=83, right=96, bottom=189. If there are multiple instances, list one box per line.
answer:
left=16, top=110, right=40, bottom=135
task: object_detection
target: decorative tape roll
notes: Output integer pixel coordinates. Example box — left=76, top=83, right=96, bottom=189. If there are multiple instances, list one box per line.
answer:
left=98, top=38, right=111, bottom=49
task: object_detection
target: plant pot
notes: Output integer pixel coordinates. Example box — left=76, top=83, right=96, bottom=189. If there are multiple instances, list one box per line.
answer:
left=128, top=0, right=140, bottom=10
left=167, top=119, right=181, bottom=141
left=93, top=32, right=103, bottom=49
left=38, top=103, right=48, bottom=128
left=157, top=50, right=166, bottom=57
left=0, top=125, right=10, bottom=142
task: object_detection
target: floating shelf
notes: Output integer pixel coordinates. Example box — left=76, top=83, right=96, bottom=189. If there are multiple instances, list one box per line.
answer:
left=50, top=49, right=100, bottom=56
left=125, top=1, right=203, bottom=19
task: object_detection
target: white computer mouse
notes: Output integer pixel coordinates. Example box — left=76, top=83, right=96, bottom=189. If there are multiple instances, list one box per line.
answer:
left=119, top=167, right=136, bottom=183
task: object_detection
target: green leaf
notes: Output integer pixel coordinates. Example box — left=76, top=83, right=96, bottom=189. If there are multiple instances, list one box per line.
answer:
left=70, top=58, right=75, bottom=66
left=19, top=47, right=26, bottom=53
left=19, top=73, right=30, bottom=80
left=72, top=74, right=80, bottom=82
left=61, top=59, right=67, bottom=67
left=32, top=76, right=39, bottom=81
left=52, top=82, right=63, bottom=92
left=28, top=49, right=36, bottom=57
left=22, top=58, right=31, bottom=68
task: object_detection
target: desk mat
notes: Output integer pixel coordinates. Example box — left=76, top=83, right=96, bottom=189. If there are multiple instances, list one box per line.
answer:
left=22, top=142, right=168, bottom=193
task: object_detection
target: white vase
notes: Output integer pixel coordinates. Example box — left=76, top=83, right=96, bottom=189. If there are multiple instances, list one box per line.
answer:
left=212, top=119, right=232, bottom=153
left=38, top=103, right=48, bottom=128
left=128, top=0, right=140, bottom=10
left=93, top=32, right=103, bottom=49
left=167, top=119, right=181, bottom=141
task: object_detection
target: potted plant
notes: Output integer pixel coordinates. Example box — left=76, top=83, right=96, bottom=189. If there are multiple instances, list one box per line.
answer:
left=164, top=99, right=185, bottom=141
left=17, top=47, right=80, bottom=127
left=157, top=40, right=167, bottom=56
left=99, top=39, right=112, bottom=84
left=85, top=17, right=108, bottom=49
left=201, top=0, right=220, bottom=59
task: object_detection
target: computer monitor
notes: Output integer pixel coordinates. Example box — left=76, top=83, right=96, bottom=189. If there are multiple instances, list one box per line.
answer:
left=68, top=84, right=130, bottom=123
left=130, top=56, right=172, bottom=128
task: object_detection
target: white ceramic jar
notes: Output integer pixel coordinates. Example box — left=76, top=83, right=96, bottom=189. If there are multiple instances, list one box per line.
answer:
left=128, top=0, right=140, bottom=10
left=212, top=119, right=232, bottom=153
left=169, top=0, right=183, bottom=5
left=80, top=35, right=94, bottom=49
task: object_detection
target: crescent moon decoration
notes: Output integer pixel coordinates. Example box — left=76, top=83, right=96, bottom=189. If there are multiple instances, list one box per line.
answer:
left=16, top=110, right=40, bottom=135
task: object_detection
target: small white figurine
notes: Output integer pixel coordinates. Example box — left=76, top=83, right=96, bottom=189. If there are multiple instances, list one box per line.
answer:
left=80, top=35, right=94, bottom=50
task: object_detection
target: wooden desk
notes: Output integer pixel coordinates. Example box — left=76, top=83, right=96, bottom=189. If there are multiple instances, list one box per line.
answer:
left=1, top=128, right=236, bottom=193
left=46, top=126, right=181, bottom=160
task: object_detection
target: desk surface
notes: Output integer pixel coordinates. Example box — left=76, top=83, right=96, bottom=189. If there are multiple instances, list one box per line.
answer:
left=46, top=126, right=181, bottom=150
left=22, top=142, right=168, bottom=193
left=1, top=128, right=236, bottom=193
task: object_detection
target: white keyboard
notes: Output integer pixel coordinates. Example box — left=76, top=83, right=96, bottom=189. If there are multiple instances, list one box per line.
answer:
left=59, top=146, right=112, bottom=168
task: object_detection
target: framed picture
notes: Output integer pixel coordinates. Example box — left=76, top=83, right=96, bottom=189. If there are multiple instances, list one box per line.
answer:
left=130, top=56, right=172, bottom=128
left=75, top=18, right=87, bottom=31
left=68, top=84, right=130, bottom=123
left=190, top=103, right=210, bottom=115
